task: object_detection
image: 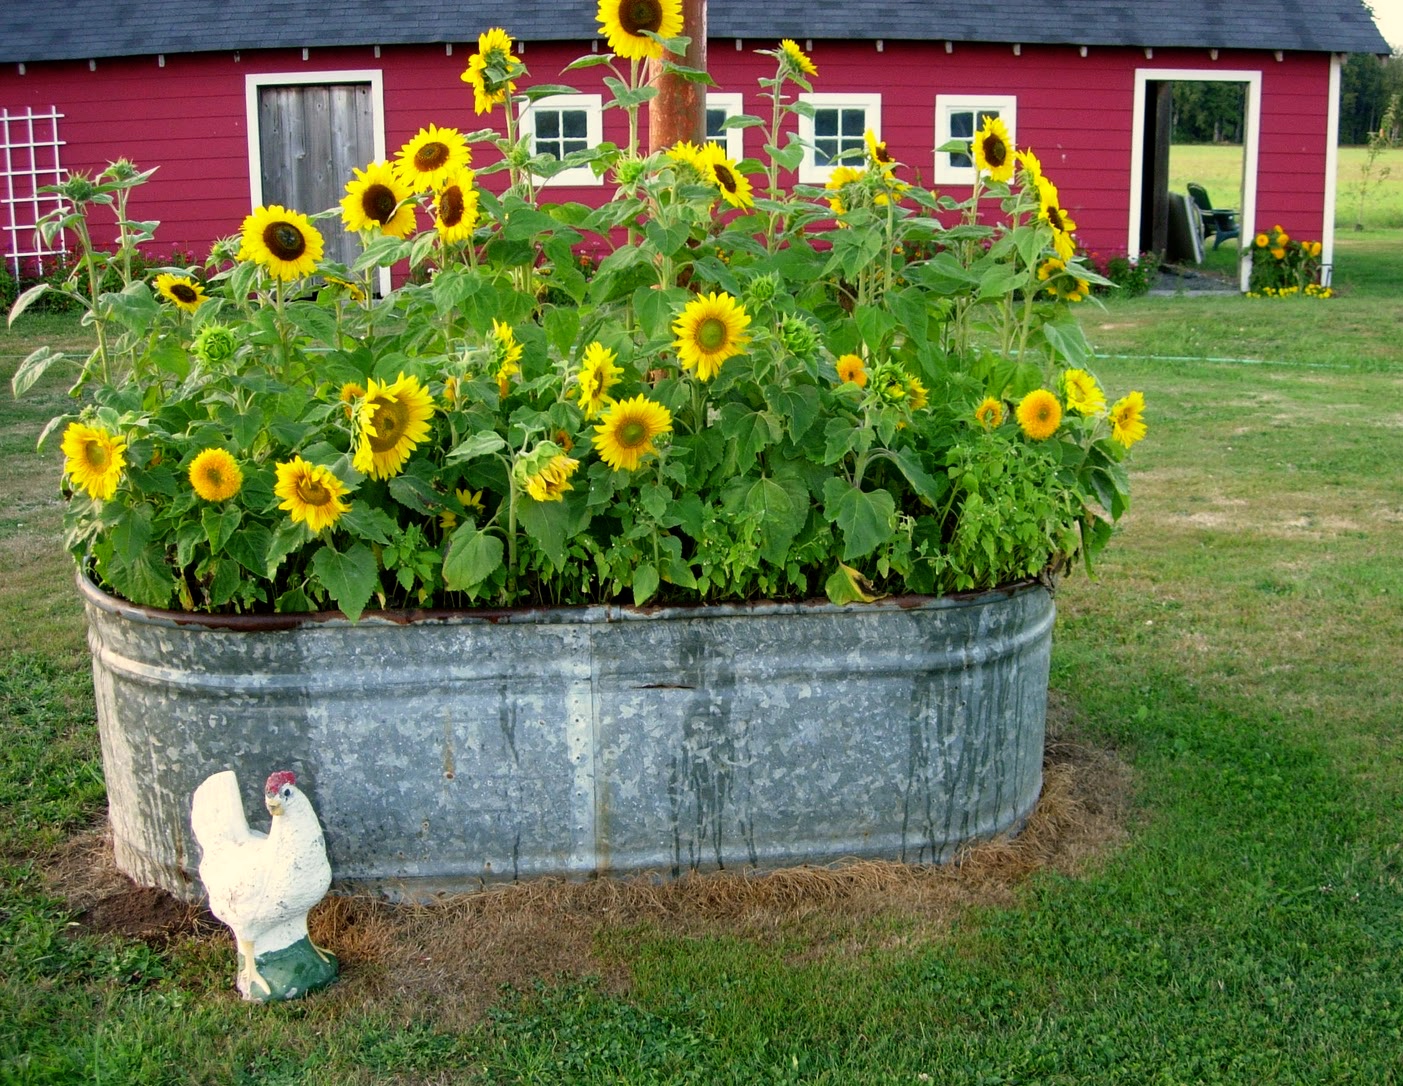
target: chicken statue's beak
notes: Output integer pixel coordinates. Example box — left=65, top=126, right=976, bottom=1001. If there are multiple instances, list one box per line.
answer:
left=266, top=796, right=284, bottom=817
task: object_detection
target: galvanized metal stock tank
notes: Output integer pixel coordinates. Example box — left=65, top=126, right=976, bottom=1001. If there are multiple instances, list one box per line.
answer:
left=81, top=574, right=1055, bottom=901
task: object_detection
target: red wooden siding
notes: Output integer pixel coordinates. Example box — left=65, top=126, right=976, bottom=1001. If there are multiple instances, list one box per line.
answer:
left=0, top=39, right=1334, bottom=263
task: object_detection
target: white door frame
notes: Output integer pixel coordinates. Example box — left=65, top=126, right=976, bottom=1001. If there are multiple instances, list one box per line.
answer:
left=1128, top=68, right=1261, bottom=292
left=244, top=69, right=389, bottom=294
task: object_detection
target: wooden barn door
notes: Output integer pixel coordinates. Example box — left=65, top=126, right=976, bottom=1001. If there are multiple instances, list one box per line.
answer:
left=256, top=82, right=374, bottom=270
left=1139, top=81, right=1173, bottom=257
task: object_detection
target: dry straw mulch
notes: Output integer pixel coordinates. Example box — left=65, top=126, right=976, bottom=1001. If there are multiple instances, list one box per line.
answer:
left=48, top=698, right=1132, bottom=1024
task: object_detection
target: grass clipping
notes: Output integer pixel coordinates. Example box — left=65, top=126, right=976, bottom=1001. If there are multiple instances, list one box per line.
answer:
left=51, top=702, right=1130, bottom=1022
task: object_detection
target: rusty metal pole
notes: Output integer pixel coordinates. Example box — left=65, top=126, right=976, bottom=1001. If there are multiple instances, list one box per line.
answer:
left=647, top=0, right=707, bottom=152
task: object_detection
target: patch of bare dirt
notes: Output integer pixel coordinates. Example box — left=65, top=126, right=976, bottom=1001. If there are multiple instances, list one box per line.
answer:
left=46, top=706, right=1133, bottom=1025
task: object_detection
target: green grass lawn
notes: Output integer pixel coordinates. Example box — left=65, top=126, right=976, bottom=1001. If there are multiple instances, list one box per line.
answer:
left=1169, top=143, right=1403, bottom=232
left=3, top=236, right=1403, bottom=1083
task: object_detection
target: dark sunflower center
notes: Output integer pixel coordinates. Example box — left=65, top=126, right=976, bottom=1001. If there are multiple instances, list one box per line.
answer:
left=367, top=398, right=408, bottom=453
left=873, top=143, right=893, bottom=165
left=713, top=163, right=737, bottom=192
left=264, top=221, right=307, bottom=261
left=696, top=316, right=728, bottom=352
left=362, top=183, right=398, bottom=223
left=297, top=478, right=330, bottom=506
left=618, top=420, right=648, bottom=448
left=204, top=465, right=225, bottom=487
left=1046, top=206, right=1067, bottom=232
left=415, top=141, right=450, bottom=171
left=439, top=186, right=465, bottom=226
left=85, top=440, right=109, bottom=469
left=621, top=0, right=663, bottom=35
left=981, top=135, right=1007, bottom=168
left=171, top=283, right=199, bottom=303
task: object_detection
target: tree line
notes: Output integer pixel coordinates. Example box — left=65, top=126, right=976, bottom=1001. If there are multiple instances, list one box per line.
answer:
left=1171, top=53, right=1401, bottom=146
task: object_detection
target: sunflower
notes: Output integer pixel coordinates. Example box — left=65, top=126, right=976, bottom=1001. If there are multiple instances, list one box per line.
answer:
left=353, top=373, right=436, bottom=480
left=672, top=291, right=751, bottom=381
left=237, top=205, right=324, bottom=281
left=835, top=353, right=868, bottom=388
left=972, top=116, right=1014, bottom=182
left=339, top=381, right=366, bottom=419
left=1060, top=368, right=1106, bottom=416
left=824, top=165, right=866, bottom=216
left=593, top=394, right=673, bottom=472
left=341, top=161, right=416, bottom=238
left=865, top=129, right=896, bottom=171
left=188, top=447, right=243, bottom=502
left=490, top=319, right=523, bottom=397
left=395, top=124, right=471, bottom=193
left=61, top=421, right=126, bottom=501
left=433, top=169, right=480, bottom=243
left=1015, top=148, right=1044, bottom=189
left=974, top=396, right=1005, bottom=429
left=1254, top=232, right=1270, bottom=248
left=779, top=38, right=818, bottom=78
left=461, top=27, right=520, bottom=115
left=700, top=143, right=753, bottom=209
left=1109, top=391, right=1147, bottom=449
left=1037, top=257, right=1090, bottom=303
left=274, top=457, right=350, bottom=533
left=596, top=0, right=684, bottom=61
left=1035, top=177, right=1078, bottom=261
left=666, top=140, right=711, bottom=180
left=1016, top=389, right=1062, bottom=441
left=571, top=341, right=624, bottom=420
left=153, top=273, right=208, bottom=312
left=906, top=377, right=929, bottom=411
left=523, top=453, right=580, bottom=502
left=440, top=487, right=486, bottom=530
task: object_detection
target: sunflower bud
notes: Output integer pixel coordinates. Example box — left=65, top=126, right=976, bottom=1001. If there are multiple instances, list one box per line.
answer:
left=778, top=315, right=821, bottom=362
left=745, top=273, right=780, bottom=304
left=614, top=155, right=647, bottom=186
left=191, top=324, right=240, bottom=368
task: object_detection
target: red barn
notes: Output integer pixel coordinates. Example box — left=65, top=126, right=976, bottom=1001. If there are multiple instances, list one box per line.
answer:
left=0, top=1, right=1389, bottom=289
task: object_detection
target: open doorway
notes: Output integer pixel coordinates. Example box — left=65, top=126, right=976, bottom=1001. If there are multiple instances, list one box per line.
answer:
left=1130, top=69, right=1262, bottom=291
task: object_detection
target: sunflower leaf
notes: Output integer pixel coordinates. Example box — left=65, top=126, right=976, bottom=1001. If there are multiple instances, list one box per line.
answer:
left=822, top=478, right=895, bottom=560
left=201, top=504, right=241, bottom=556
left=562, top=54, right=613, bottom=72
left=442, top=524, right=505, bottom=591
left=446, top=431, right=507, bottom=464
left=10, top=346, right=65, bottom=399
left=311, top=541, right=379, bottom=622
left=632, top=564, right=660, bottom=606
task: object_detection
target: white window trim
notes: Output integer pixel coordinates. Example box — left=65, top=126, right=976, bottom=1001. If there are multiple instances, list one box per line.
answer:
left=244, top=70, right=388, bottom=294
left=797, top=92, right=881, bottom=183
left=518, top=93, right=604, bottom=187
left=933, top=94, right=1017, bottom=186
left=705, top=92, right=745, bottom=162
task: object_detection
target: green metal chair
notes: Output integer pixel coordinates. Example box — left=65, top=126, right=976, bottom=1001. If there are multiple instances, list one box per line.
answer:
left=1187, top=182, right=1240, bottom=249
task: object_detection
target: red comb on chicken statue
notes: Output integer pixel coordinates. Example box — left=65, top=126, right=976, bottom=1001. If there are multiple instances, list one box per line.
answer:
left=191, top=768, right=338, bottom=1002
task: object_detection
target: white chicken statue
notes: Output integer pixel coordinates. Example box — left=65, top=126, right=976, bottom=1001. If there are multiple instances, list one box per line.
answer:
left=191, top=769, right=338, bottom=1002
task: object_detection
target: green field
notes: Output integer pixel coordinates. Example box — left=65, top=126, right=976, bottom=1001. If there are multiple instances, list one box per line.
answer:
left=3, top=223, right=1403, bottom=1080
left=1169, top=142, right=1403, bottom=232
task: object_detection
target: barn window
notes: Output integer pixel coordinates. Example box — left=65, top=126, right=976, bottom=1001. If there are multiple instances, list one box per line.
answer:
left=520, top=94, right=603, bottom=186
left=796, top=93, right=881, bottom=183
left=705, top=92, right=745, bottom=162
left=935, top=95, right=1017, bottom=185
left=0, top=106, right=68, bottom=281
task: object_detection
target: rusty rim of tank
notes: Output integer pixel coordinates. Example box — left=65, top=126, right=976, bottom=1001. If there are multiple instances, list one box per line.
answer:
left=77, top=568, right=1047, bottom=633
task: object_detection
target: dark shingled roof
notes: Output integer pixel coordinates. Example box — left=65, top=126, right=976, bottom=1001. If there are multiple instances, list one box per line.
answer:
left=0, top=0, right=1390, bottom=64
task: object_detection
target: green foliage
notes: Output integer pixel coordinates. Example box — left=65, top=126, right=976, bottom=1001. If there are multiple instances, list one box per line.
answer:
left=15, top=40, right=1143, bottom=618
left=1088, top=250, right=1160, bottom=297
left=1246, top=224, right=1332, bottom=297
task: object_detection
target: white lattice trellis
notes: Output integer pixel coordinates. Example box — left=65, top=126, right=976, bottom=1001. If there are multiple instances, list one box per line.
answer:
left=1, top=106, right=68, bottom=280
